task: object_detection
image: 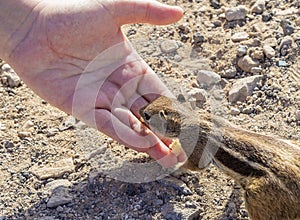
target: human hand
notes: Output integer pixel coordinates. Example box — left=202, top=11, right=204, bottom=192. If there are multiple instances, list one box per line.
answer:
left=3, top=0, right=186, bottom=167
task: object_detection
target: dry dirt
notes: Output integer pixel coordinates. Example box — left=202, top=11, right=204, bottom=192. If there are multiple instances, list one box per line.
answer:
left=0, top=0, right=299, bottom=219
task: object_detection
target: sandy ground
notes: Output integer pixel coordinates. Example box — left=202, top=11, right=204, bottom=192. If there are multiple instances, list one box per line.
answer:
left=0, top=0, right=299, bottom=219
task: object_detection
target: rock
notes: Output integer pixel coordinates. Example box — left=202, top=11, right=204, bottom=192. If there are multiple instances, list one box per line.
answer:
left=263, top=45, right=276, bottom=58
left=252, top=50, right=264, bottom=60
left=231, top=32, right=249, bottom=42
left=192, top=32, right=205, bottom=46
left=262, top=12, right=272, bottom=22
left=274, top=8, right=300, bottom=16
left=280, top=19, right=295, bottom=36
left=280, top=36, right=293, bottom=47
left=237, top=45, right=248, bottom=57
left=251, top=0, right=265, bottom=14
left=0, top=123, right=6, bottom=131
left=45, top=179, right=72, bottom=191
left=185, top=201, right=197, bottom=208
left=161, top=176, right=193, bottom=196
left=242, top=107, right=253, bottom=114
left=277, top=60, right=288, bottom=67
left=240, top=38, right=261, bottom=47
left=59, top=116, right=77, bottom=131
left=4, top=141, right=15, bottom=150
left=160, top=40, right=179, bottom=53
left=279, top=36, right=293, bottom=55
left=250, top=67, right=262, bottom=74
left=36, top=217, right=56, bottom=220
left=23, top=120, right=34, bottom=129
left=221, top=67, right=237, bottom=78
left=199, top=6, right=207, bottom=13
left=29, top=158, right=75, bottom=180
left=196, top=70, right=221, bottom=87
left=293, top=34, right=300, bottom=47
left=228, top=75, right=263, bottom=102
left=210, top=0, right=221, bottom=9
left=187, top=88, right=207, bottom=102
left=178, top=23, right=190, bottom=35
left=174, top=55, right=182, bottom=62
left=230, top=107, right=240, bottom=115
left=75, top=121, right=88, bottom=130
left=252, top=23, right=266, bottom=33
left=295, top=110, right=300, bottom=121
left=263, top=38, right=277, bottom=48
left=153, top=199, right=164, bottom=206
left=47, top=187, right=72, bottom=208
left=225, top=6, right=248, bottom=21
left=46, top=128, right=59, bottom=137
left=1, top=64, right=21, bottom=88
left=18, top=131, right=31, bottom=138
left=56, top=206, right=64, bottom=212
left=237, top=55, right=260, bottom=72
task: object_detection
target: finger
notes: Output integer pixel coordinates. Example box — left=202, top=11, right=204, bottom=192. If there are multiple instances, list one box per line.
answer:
left=127, top=94, right=149, bottom=117
left=94, top=108, right=150, bottom=147
left=111, top=0, right=183, bottom=26
left=146, top=145, right=178, bottom=167
left=178, top=150, right=188, bottom=163
left=94, top=108, right=180, bottom=167
left=137, top=62, right=175, bottom=101
left=95, top=81, right=126, bottom=109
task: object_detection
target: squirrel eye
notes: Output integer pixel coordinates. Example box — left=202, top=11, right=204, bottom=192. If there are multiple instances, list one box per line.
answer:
left=144, top=112, right=151, bottom=121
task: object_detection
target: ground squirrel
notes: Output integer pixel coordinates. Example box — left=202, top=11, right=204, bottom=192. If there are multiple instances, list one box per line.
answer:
left=140, top=96, right=300, bottom=220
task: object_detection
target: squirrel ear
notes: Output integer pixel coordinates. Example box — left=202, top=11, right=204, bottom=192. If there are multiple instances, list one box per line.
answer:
left=177, top=94, right=186, bottom=103
left=159, top=110, right=167, bottom=119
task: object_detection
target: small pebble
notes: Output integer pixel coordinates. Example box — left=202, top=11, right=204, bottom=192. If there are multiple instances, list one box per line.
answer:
left=225, top=5, right=249, bottom=21
left=154, top=199, right=164, bottom=206
left=251, top=0, right=265, bottom=14
left=192, top=32, right=205, bottom=46
left=18, top=131, right=31, bottom=138
left=56, top=206, right=64, bottom=212
left=230, top=107, right=240, bottom=115
left=263, top=38, right=277, bottom=48
left=237, top=55, right=260, bottom=72
left=160, top=40, right=179, bottom=53
left=47, top=187, right=72, bottom=208
left=280, top=19, right=295, bottom=36
left=250, top=67, right=262, bottom=74
left=231, top=32, right=249, bottom=42
left=46, top=128, right=59, bottom=137
left=0, top=123, right=6, bottom=131
left=210, top=0, right=221, bottom=9
left=1, top=64, right=21, bottom=88
left=197, top=70, right=221, bottom=88
left=237, top=45, right=248, bottom=57
left=262, top=12, right=272, bottom=22
left=252, top=50, right=264, bottom=60
left=295, top=110, right=300, bottom=121
left=279, top=36, right=293, bottom=55
left=277, top=60, right=287, bottom=67
left=23, top=120, right=34, bottom=129
left=187, top=88, right=207, bottom=103
left=221, top=67, right=237, bottom=78
left=263, top=45, right=276, bottom=58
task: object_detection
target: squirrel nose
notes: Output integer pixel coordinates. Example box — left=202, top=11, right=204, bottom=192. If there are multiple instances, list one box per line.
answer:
left=143, top=111, right=151, bottom=121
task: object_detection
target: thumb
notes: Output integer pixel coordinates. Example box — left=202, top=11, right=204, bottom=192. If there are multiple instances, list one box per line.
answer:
left=108, top=0, right=183, bottom=26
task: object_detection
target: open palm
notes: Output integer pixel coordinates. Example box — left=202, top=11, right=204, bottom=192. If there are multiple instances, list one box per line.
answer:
left=6, top=0, right=185, bottom=167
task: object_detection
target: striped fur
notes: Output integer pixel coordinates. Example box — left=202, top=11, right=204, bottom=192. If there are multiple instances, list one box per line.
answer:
left=140, top=96, right=300, bottom=220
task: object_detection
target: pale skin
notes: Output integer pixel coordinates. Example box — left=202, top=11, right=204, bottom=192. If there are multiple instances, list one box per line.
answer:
left=0, top=0, right=187, bottom=167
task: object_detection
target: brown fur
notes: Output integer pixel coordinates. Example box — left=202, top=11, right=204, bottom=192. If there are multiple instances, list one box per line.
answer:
left=140, top=96, right=300, bottom=220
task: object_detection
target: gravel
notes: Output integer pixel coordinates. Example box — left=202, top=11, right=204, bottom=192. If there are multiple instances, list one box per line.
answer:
left=1, top=0, right=299, bottom=219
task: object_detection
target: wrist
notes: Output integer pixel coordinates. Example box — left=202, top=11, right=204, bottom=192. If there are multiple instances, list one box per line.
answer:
left=0, top=0, right=42, bottom=62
